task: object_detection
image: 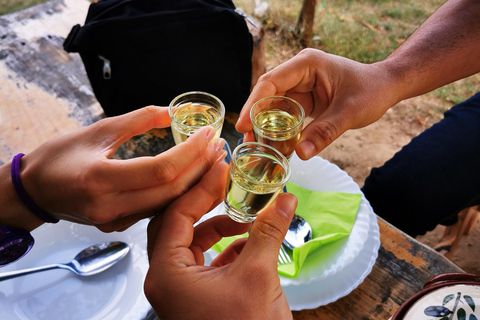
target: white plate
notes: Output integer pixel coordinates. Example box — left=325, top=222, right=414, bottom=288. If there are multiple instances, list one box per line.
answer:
left=204, top=153, right=371, bottom=286
left=0, top=220, right=151, bottom=320
left=281, top=154, right=371, bottom=285
left=284, top=206, right=380, bottom=310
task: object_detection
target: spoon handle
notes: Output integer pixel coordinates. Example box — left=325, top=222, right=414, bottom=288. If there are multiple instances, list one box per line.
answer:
left=0, top=263, right=64, bottom=281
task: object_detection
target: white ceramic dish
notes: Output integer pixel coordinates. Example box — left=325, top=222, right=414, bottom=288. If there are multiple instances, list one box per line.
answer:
left=284, top=206, right=380, bottom=310
left=0, top=220, right=151, bottom=320
left=203, top=153, right=372, bottom=286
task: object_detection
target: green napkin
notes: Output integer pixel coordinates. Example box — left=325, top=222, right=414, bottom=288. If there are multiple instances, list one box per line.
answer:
left=212, top=182, right=362, bottom=277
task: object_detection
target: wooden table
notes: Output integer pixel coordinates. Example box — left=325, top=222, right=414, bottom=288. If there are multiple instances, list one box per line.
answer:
left=1, top=1, right=464, bottom=319
left=291, top=218, right=463, bottom=319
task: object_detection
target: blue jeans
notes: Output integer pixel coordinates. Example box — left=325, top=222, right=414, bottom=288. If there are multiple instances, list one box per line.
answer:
left=361, top=92, right=480, bottom=237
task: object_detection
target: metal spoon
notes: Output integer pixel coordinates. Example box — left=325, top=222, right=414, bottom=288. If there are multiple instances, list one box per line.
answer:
left=281, top=185, right=313, bottom=250
left=283, top=214, right=313, bottom=250
left=0, top=241, right=130, bottom=281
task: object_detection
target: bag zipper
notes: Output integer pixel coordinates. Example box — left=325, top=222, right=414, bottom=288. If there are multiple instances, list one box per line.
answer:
left=98, top=55, right=112, bottom=79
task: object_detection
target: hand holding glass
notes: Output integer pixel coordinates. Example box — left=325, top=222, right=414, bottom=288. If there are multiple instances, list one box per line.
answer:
left=224, top=142, right=291, bottom=223
left=169, top=91, right=225, bottom=144
left=250, top=96, right=305, bottom=160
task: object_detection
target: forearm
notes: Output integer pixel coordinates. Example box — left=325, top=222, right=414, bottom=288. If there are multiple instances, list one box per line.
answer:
left=0, top=160, right=44, bottom=231
left=380, top=0, right=480, bottom=101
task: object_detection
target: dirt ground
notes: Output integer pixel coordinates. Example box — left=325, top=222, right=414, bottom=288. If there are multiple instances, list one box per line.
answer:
left=316, top=94, right=480, bottom=275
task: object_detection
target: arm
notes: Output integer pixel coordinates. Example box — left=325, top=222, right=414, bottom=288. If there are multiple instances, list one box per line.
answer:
left=0, top=106, right=226, bottom=232
left=236, top=0, right=480, bottom=159
left=145, top=161, right=295, bottom=320
left=382, top=0, right=480, bottom=99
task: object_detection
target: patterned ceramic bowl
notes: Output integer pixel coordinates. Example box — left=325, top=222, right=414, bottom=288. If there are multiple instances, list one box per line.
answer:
left=391, top=273, right=480, bottom=320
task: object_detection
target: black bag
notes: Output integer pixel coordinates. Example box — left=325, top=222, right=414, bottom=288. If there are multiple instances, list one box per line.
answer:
left=63, top=0, right=253, bottom=117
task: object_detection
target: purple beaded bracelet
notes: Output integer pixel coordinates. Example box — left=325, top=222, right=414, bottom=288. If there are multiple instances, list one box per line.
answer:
left=11, top=153, right=59, bottom=223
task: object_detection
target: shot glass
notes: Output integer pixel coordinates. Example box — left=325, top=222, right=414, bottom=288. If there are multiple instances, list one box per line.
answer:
left=224, top=142, right=291, bottom=223
left=169, top=91, right=225, bottom=144
left=250, top=96, right=305, bottom=160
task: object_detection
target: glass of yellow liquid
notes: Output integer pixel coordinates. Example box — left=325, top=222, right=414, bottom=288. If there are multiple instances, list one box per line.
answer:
left=224, top=142, right=291, bottom=223
left=250, top=96, right=305, bottom=160
left=169, top=91, right=225, bottom=144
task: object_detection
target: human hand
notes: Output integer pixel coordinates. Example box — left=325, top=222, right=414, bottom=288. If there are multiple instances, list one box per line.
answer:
left=236, top=48, right=399, bottom=159
left=15, top=106, right=226, bottom=232
left=145, top=161, right=296, bottom=320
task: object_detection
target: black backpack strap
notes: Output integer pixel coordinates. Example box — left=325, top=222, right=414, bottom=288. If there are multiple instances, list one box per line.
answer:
left=63, top=24, right=82, bottom=53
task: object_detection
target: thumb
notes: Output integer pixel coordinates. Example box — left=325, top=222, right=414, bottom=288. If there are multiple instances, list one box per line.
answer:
left=239, top=193, right=297, bottom=266
left=295, top=112, right=347, bottom=160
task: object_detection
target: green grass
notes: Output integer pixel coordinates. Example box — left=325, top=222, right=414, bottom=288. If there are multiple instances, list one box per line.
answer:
left=0, top=0, right=48, bottom=15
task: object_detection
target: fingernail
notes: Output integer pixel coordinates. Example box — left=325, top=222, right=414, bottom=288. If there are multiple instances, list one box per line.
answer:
left=215, top=150, right=228, bottom=163
left=211, top=138, right=226, bottom=153
left=298, top=140, right=317, bottom=159
left=204, top=126, right=216, bottom=140
left=275, top=194, right=297, bottom=218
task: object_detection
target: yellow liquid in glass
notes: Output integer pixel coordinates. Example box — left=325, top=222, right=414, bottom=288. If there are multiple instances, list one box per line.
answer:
left=253, top=110, right=301, bottom=159
left=225, top=153, right=286, bottom=222
left=171, top=103, right=222, bottom=144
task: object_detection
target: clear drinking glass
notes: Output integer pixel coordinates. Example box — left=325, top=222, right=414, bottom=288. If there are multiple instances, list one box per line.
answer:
left=250, top=96, right=305, bottom=160
left=224, top=142, right=291, bottom=223
left=169, top=91, right=225, bottom=144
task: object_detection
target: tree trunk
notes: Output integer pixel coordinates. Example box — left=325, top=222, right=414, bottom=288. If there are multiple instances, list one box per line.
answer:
left=297, top=0, right=318, bottom=47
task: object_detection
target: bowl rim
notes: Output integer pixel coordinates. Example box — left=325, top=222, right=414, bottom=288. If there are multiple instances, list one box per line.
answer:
left=391, top=273, right=480, bottom=319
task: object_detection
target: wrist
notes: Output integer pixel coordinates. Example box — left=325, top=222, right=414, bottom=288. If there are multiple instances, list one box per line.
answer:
left=378, top=56, right=420, bottom=103
left=360, top=61, right=405, bottom=114
left=0, top=158, right=45, bottom=231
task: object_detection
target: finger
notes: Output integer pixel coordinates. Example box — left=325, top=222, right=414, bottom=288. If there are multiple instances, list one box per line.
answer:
left=233, top=193, right=297, bottom=269
left=91, top=141, right=226, bottom=221
left=90, top=106, right=172, bottom=151
left=94, top=126, right=220, bottom=191
left=147, top=214, right=165, bottom=261
left=190, top=216, right=251, bottom=262
left=156, top=162, right=229, bottom=251
left=236, top=81, right=279, bottom=133
left=210, top=238, right=247, bottom=267
left=295, top=105, right=350, bottom=159
left=242, top=131, right=255, bottom=143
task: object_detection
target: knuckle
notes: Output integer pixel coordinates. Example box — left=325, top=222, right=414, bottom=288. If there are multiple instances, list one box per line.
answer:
left=142, top=105, right=160, bottom=114
left=161, top=179, right=192, bottom=203
left=257, top=72, right=270, bottom=84
left=197, top=151, right=216, bottom=175
left=154, top=160, right=179, bottom=183
left=298, top=47, right=317, bottom=58
left=169, top=181, right=191, bottom=198
left=309, top=120, right=337, bottom=147
left=140, top=105, right=165, bottom=121
left=75, top=170, right=103, bottom=200
left=254, top=218, right=285, bottom=244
